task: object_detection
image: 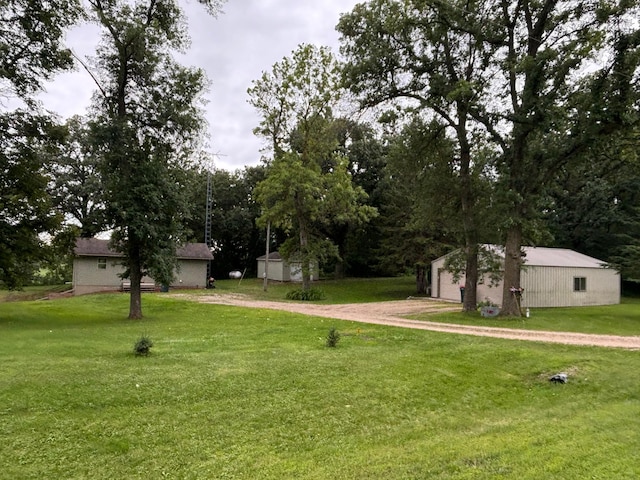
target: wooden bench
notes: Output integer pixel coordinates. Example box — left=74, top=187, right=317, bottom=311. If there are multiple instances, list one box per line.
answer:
left=121, top=281, right=156, bottom=292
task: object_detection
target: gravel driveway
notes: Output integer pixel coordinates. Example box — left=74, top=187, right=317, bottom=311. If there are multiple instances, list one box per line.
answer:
left=172, top=294, right=640, bottom=350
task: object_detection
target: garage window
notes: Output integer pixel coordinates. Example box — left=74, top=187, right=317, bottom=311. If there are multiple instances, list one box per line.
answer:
left=97, top=258, right=107, bottom=270
left=573, top=277, right=586, bottom=292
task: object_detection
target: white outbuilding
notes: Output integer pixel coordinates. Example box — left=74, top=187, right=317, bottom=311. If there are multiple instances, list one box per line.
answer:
left=257, top=251, right=319, bottom=282
left=431, top=246, right=620, bottom=307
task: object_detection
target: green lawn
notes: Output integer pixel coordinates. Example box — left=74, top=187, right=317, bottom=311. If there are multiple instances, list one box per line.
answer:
left=207, top=276, right=423, bottom=303
left=1, top=292, right=639, bottom=479
left=417, top=297, right=640, bottom=336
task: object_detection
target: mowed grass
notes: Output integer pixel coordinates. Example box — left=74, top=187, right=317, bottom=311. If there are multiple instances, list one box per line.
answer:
left=206, top=276, right=422, bottom=303
left=413, top=298, right=640, bottom=336
left=1, top=292, right=639, bottom=479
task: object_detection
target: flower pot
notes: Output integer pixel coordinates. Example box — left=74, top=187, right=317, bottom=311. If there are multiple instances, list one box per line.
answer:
left=480, top=306, right=500, bottom=317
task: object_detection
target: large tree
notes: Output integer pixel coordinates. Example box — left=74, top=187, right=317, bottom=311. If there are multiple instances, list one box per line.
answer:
left=339, top=0, right=640, bottom=315
left=338, top=0, right=501, bottom=310
left=329, top=120, right=387, bottom=278
left=475, top=0, right=640, bottom=315
left=249, top=44, right=376, bottom=290
left=86, top=0, right=223, bottom=318
left=0, top=0, right=82, bottom=288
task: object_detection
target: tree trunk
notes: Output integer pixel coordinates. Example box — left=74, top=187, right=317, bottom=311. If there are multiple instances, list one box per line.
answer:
left=463, top=244, right=479, bottom=311
left=128, top=242, right=143, bottom=319
left=416, top=264, right=428, bottom=294
left=500, top=225, right=523, bottom=316
left=299, top=219, right=311, bottom=291
left=334, top=260, right=345, bottom=280
left=458, top=128, right=479, bottom=312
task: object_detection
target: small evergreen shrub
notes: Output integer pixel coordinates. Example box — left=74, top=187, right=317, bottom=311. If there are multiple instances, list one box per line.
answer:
left=134, top=335, right=154, bottom=356
left=285, top=288, right=325, bottom=301
left=326, top=327, right=340, bottom=348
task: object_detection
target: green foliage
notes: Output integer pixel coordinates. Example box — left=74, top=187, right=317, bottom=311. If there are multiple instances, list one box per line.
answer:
left=325, top=327, right=340, bottom=347
left=183, top=166, right=266, bottom=278
left=1, top=1, right=81, bottom=289
left=1, top=0, right=82, bottom=100
left=476, top=298, right=498, bottom=309
left=285, top=287, right=325, bottom=301
left=0, top=113, right=65, bottom=289
left=250, top=44, right=377, bottom=289
left=133, top=335, right=154, bottom=356
left=48, top=116, right=109, bottom=237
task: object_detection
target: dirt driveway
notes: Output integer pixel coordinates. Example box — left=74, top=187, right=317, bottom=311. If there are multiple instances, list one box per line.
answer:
left=171, top=294, right=640, bottom=350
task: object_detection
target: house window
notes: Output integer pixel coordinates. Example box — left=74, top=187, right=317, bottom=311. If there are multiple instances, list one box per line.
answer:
left=574, top=277, right=586, bottom=292
left=97, top=258, right=107, bottom=270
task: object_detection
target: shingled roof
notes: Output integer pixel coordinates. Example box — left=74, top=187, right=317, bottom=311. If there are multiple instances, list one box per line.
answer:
left=74, top=238, right=213, bottom=260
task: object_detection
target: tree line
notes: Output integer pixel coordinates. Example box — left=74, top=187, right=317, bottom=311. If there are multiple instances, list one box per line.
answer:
left=2, top=0, right=639, bottom=319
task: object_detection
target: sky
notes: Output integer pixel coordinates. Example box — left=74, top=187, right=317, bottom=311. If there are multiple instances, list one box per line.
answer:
left=36, top=1, right=361, bottom=172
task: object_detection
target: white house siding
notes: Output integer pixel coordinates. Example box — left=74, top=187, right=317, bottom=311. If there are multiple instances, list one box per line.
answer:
left=73, top=257, right=206, bottom=295
left=174, top=260, right=207, bottom=289
left=257, top=256, right=319, bottom=282
left=257, top=259, right=288, bottom=281
left=73, top=257, right=158, bottom=295
left=73, top=257, right=122, bottom=295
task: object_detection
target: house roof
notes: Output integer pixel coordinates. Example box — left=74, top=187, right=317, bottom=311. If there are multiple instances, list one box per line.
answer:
left=256, top=251, right=283, bottom=261
left=433, top=245, right=608, bottom=269
left=520, top=246, right=606, bottom=268
left=74, top=238, right=213, bottom=261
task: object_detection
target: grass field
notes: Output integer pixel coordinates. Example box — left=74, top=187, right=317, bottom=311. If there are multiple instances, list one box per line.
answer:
left=1, top=280, right=639, bottom=478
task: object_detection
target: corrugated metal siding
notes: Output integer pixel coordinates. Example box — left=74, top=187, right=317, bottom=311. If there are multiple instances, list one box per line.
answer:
left=430, top=256, right=620, bottom=307
left=476, top=276, right=502, bottom=306
left=522, top=266, right=620, bottom=307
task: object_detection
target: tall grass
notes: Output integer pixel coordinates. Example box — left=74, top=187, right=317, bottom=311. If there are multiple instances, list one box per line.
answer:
left=1, top=293, right=639, bottom=479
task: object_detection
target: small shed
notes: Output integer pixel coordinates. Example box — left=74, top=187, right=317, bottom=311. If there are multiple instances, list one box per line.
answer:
left=72, top=238, right=213, bottom=295
left=256, top=251, right=319, bottom=282
left=431, top=246, right=620, bottom=308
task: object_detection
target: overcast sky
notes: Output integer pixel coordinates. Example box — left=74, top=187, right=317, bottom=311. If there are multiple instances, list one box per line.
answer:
left=36, top=1, right=361, bottom=171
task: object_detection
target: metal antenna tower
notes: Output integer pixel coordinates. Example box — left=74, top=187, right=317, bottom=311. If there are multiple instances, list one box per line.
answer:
left=204, top=152, right=226, bottom=283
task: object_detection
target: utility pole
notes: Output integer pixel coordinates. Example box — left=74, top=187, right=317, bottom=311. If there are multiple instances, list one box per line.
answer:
left=205, top=169, right=213, bottom=282
left=263, top=221, right=270, bottom=291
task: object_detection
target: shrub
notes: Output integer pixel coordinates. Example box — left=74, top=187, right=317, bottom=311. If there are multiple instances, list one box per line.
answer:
left=326, top=327, right=340, bottom=348
left=285, top=288, right=325, bottom=301
left=134, top=335, right=154, bottom=356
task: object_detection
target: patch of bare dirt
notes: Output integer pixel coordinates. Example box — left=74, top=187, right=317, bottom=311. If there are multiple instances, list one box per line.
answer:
left=169, top=294, right=640, bottom=350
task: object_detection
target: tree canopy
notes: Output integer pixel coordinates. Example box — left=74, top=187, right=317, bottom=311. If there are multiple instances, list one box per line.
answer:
left=0, top=0, right=82, bottom=288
